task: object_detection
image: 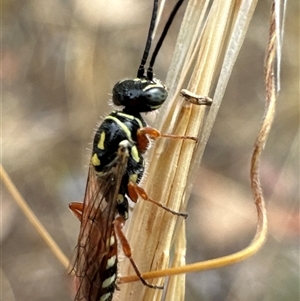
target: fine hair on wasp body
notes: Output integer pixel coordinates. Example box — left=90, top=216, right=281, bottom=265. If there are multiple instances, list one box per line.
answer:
left=68, top=0, right=194, bottom=300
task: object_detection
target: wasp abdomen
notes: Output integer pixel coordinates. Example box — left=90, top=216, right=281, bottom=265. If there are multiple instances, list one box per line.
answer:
left=97, top=233, right=118, bottom=301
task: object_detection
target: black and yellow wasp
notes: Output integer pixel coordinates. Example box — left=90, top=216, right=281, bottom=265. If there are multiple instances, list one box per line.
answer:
left=68, top=0, right=191, bottom=300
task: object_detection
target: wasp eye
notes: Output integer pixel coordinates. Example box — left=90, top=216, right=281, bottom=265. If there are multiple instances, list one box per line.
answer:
left=143, top=86, right=168, bottom=109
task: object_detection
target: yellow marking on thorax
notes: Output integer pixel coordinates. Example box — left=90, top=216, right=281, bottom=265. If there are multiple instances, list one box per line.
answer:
left=117, top=112, right=134, bottom=120
left=129, top=174, right=138, bottom=183
left=135, top=117, right=143, bottom=128
left=131, top=145, right=140, bottom=163
left=116, top=112, right=143, bottom=128
left=104, top=116, right=132, bottom=141
left=91, top=153, right=100, bottom=166
left=97, top=131, right=106, bottom=150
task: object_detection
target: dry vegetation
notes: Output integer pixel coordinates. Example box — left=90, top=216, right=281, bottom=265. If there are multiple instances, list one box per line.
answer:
left=2, top=1, right=299, bottom=301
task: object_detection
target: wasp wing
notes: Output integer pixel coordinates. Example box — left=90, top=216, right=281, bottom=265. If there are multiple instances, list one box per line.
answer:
left=71, top=146, right=129, bottom=301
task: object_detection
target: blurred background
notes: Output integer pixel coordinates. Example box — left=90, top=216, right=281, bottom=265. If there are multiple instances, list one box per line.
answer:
left=2, top=1, right=299, bottom=301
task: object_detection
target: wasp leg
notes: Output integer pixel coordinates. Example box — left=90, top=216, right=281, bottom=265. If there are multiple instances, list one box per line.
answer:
left=69, top=202, right=84, bottom=222
left=138, top=126, right=197, bottom=143
left=128, top=182, right=188, bottom=218
left=113, top=216, right=164, bottom=290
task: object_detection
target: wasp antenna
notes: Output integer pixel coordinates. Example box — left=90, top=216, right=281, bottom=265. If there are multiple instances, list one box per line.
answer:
left=147, top=0, right=185, bottom=80
left=137, top=0, right=159, bottom=79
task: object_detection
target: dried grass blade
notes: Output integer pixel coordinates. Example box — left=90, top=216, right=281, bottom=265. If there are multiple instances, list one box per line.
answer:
left=0, top=164, right=69, bottom=268
left=120, top=0, right=280, bottom=290
left=117, top=0, right=260, bottom=300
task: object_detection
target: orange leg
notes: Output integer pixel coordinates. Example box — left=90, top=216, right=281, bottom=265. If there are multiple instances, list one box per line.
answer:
left=128, top=182, right=188, bottom=218
left=113, top=216, right=164, bottom=289
left=69, top=202, right=84, bottom=222
left=138, top=126, right=197, bottom=142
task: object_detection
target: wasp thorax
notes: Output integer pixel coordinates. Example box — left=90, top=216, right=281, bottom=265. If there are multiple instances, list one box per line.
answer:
left=112, top=78, right=168, bottom=112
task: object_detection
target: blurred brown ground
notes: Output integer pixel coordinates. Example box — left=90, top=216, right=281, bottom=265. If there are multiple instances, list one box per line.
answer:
left=2, top=1, right=299, bottom=301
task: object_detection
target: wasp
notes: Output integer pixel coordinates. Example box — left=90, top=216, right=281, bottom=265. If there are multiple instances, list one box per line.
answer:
left=68, top=0, right=203, bottom=300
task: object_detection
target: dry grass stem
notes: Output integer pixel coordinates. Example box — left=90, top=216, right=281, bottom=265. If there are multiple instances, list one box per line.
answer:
left=251, top=0, right=277, bottom=237
left=2, top=0, right=294, bottom=300
left=1, top=1, right=280, bottom=300
left=0, top=164, right=69, bottom=269
left=119, top=2, right=281, bottom=297
left=116, top=0, right=264, bottom=300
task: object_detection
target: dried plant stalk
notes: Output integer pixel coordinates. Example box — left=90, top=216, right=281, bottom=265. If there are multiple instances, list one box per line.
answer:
left=116, top=0, right=260, bottom=300
left=1, top=1, right=281, bottom=301
left=0, top=164, right=69, bottom=268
